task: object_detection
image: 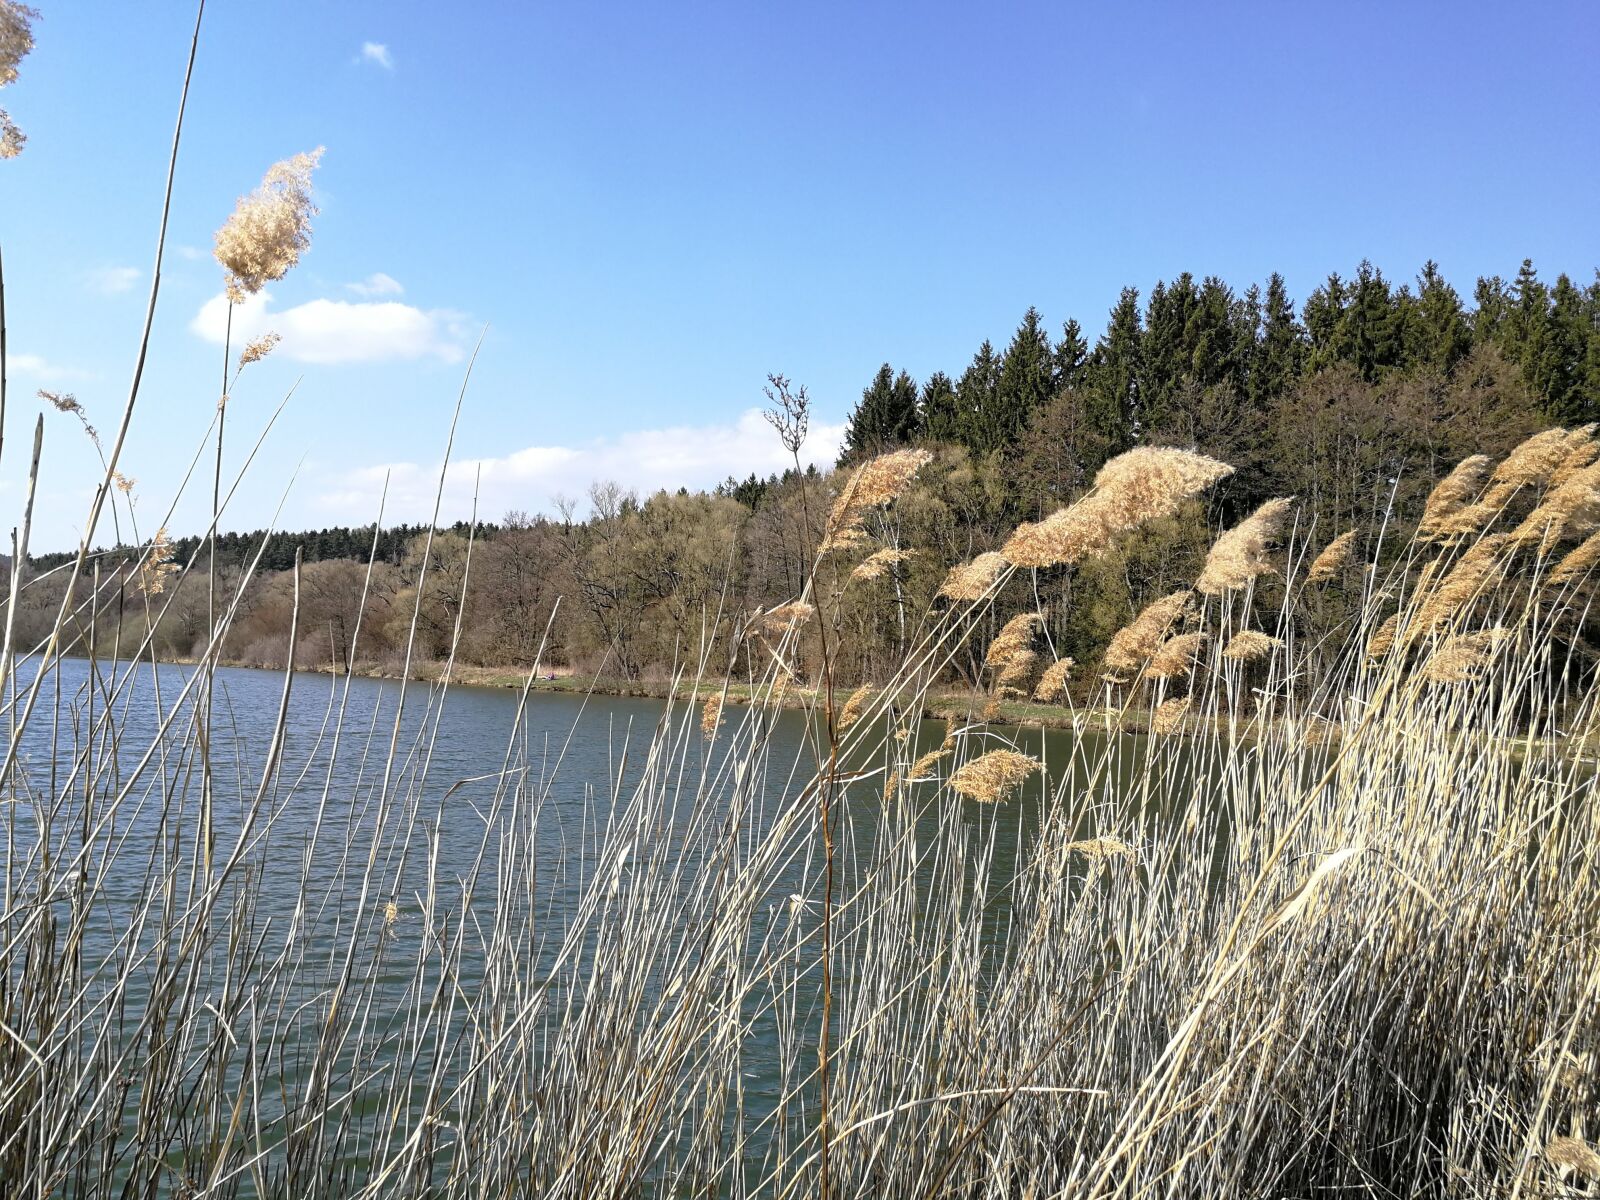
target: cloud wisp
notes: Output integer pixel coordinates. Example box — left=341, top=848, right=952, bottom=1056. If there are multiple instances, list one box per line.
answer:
left=346, top=272, right=404, bottom=298
left=191, top=289, right=469, bottom=365
left=358, top=42, right=394, bottom=70
left=314, top=408, right=847, bottom=526
left=10, top=352, right=92, bottom=384
left=87, top=265, right=140, bottom=295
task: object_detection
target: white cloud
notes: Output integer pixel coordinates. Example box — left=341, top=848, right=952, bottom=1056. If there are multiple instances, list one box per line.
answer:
left=87, top=265, right=141, bottom=295
left=190, top=290, right=468, bottom=365
left=346, top=272, right=404, bottom=298
left=174, top=245, right=206, bottom=262
left=314, top=408, right=848, bottom=525
left=9, top=353, right=91, bottom=384
left=358, top=41, right=394, bottom=70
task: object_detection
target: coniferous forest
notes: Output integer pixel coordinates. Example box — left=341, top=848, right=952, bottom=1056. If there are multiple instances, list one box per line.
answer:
left=17, top=258, right=1600, bottom=695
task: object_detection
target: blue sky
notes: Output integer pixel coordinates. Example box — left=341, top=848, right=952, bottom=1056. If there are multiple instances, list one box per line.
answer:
left=3, top=0, right=1597, bottom=552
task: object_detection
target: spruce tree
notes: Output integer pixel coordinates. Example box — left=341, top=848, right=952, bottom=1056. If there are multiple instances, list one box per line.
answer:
left=1086, top=288, right=1141, bottom=447
left=920, top=372, right=960, bottom=442
left=984, top=307, right=1055, bottom=453
left=1254, top=273, right=1304, bottom=406
left=1409, top=260, right=1471, bottom=374
left=954, top=340, right=1001, bottom=452
left=841, top=363, right=920, bottom=462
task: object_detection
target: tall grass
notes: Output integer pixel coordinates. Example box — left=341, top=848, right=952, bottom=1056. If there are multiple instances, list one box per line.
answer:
left=3, top=19, right=1599, bottom=1196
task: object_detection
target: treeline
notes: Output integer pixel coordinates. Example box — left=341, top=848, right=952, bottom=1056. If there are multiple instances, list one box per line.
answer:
left=14, top=260, right=1598, bottom=692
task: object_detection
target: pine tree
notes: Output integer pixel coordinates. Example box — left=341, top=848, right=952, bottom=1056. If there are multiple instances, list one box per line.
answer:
left=1086, top=288, right=1141, bottom=447
left=1253, top=273, right=1304, bottom=405
left=1408, top=260, right=1471, bottom=374
left=954, top=340, right=1001, bottom=452
left=920, top=371, right=960, bottom=442
left=841, top=363, right=920, bottom=461
left=1054, top=318, right=1089, bottom=391
left=983, top=307, right=1055, bottom=453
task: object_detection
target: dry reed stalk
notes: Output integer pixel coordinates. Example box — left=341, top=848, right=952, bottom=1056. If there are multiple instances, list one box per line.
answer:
left=1143, top=632, right=1206, bottom=680
left=1150, top=695, right=1190, bottom=735
left=1222, top=629, right=1282, bottom=662
left=1103, top=591, right=1190, bottom=679
left=1306, top=529, right=1358, bottom=582
left=938, top=551, right=1008, bottom=602
left=1196, top=497, right=1296, bottom=595
left=1002, top=447, right=1233, bottom=569
left=1032, top=658, right=1073, bottom=703
left=948, top=749, right=1039, bottom=802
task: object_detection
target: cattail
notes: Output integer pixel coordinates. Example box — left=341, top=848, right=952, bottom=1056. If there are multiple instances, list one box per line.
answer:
left=908, top=747, right=950, bottom=780
left=0, top=0, right=35, bottom=158
left=822, top=448, right=932, bottom=551
left=238, top=332, right=281, bottom=368
left=1032, top=657, right=1074, bottom=703
left=1195, top=497, right=1296, bottom=595
left=1144, top=632, right=1206, bottom=680
left=838, top=685, right=873, bottom=731
left=1306, top=529, right=1358, bottom=583
left=1417, top=455, right=1494, bottom=541
left=1545, top=1136, right=1600, bottom=1180
left=1414, top=535, right=1510, bottom=635
left=1104, top=591, right=1190, bottom=679
left=1222, top=629, right=1281, bottom=662
left=984, top=612, right=1041, bottom=670
left=849, top=546, right=916, bottom=583
left=138, top=528, right=179, bottom=597
left=937, top=550, right=1008, bottom=602
left=1548, top=531, right=1600, bottom=589
left=214, top=149, right=324, bottom=302
left=1365, top=613, right=1400, bottom=660
left=1150, top=696, right=1190, bottom=736
left=701, top=695, right=723, bottom=739
left=1002, top=447, right=1233, bottom=569
left=1064, top=836, right=1132, bottom=861
left=1422, top=627, right=1510, bottom=684
left=949, top=749, right=1039, bottom=803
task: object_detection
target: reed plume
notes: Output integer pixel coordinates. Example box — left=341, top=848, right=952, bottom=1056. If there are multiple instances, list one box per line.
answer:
left=996, top=648, right=1038, bottom=695
left=1002, top=447, right=1233, bottom=568
left=1421, top=627, right=1510, bottom=684
left=1064, top=836, right=1133, bottom=861
left=1417, top=455, right=1494, bottom=541
left=938, top=551, right=1008, bottom=602
left=1306, top=529, right=1358, bottom=582
left=237, top=331, right=281, bottom=368
left=1143, top=632, right=1206, bottom=680
left=984, top=612, right=1041, bottom=670
left=907, top=748, right=949, bottom=780
left=1103, top=590, right=1190, bottom=681
left=701, top=695, right=723, bottom=739
left=0, top=1, right=36, bottom=158
left=838, top=685, right=873, bottom=731
left=214, top=148, right=324, bottom=301
left=1366, top=613, right=1400, bottom=660
left=1548, top=531, right=1600, bottom=588
left=1508, top=459, right=1600, bottom=553
left=822, top=448, right=932, bottom=552
left=1548, top=424, right=1599, bottom=486
left=754, top=601, right=815, bottom=639
left=1032, top=657, right=1073, bottom=703
left=948, top=749, right=1039, bottom=803
left=1222, top=629, right=1282, bottom=662
left=138, top=528, right=179, bottom=596
left=1414, top=534, right=1510, bottom=635
left=849, top=546, right=915, bottom=583
left=1196, top=497, right=1295, bottom=595
left=1545, top=1137, right=1600, bottom=1181
left=1151, top=695, right=1190, bottom=735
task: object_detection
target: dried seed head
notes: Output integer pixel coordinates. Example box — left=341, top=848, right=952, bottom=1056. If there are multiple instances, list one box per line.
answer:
left=1508, top=460, right=1600, bottom=553
left=238, top=331, right=281, bottom=368
left=1150, top=696, right=1190, bottom=736
left=908, top=748, right=949, bottom=781
left=1422, top=627, right=1510, bottom=684
left=1143, top=632, right=1207, bottom=680
left=838, top=685, right=873, bottom=730
left=39, top=389, right=101, bottom=449
left=1418, top=455, right=1494, bottom=541
left=849, top=545, right=916, bottom=583
left=1490, top=427, right=1573, bottom=492
left=1414, top=535, right=1510, bottom=635
left=1365, top=613, right=1401, bottom=660
left=948, top=749, right=1039, bottom=803
left=1548, top=424, right=1600, bottom=487
left=984, top=612, right=1041, bottom=671
left=1032, top=657, right=1074, bottom=703
left=701, top=694, right=723, bottom=739
left=1306, top=529, right=1358, bottom=583
left=1549, top=531, right=1600, bottom=589
left=822, top=448, right=932, bottom=551
left=1222, top=629, right=1282, bottom=662
left=1064, top=836, right=1133, bottom=862
left=937, top=550, right=1008, bottom=602
left=138, top=527, right=179, bottom=597
left=1002, top=447, right=1234, bottom=569
left=0, top=2, right=36, bottom=159
left=753, top=601, right=815, bottom=641
left=1104, top=591, right=1190, bottom=677
left=996, top=648, right=1038, bottom=691
left=1545, top=1136, right=1600, bottom=1180
left=113, top=472, right=136, bottom=495
left=214, top=149, right=324, bottom=302
left=1195, top=497, right=1296, bottom=595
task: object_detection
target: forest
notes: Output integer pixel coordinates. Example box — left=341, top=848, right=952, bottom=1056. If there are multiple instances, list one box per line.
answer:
left=16, top=257, right=1600, bottom=695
